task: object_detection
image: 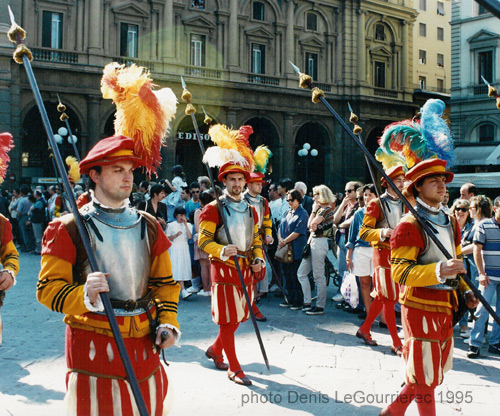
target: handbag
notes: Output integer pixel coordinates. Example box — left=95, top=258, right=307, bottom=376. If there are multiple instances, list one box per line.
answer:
left=302, top=234, right=313, bottom=259
left=275, top=225, right=293, bottom=263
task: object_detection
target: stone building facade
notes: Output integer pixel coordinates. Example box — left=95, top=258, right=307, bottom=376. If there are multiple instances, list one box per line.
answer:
left=0, top=0, right=419, bottom=191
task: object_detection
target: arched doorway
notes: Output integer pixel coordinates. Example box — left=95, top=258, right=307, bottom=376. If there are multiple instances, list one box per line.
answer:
left=243, top=117, right=280, bottom=177
left=21, top=103, right=82, bottom=181
left=294, top=122, right=328, bottom=189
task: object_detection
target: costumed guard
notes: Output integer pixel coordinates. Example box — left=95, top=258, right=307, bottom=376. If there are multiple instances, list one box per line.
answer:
left=0, top=132, right=19, bottom=344
left=378, top=100, right=479, bottom=415
left=244, top=144, right=273, bottom=322
left=37, top=63, right=179, bottom=415
left=198, top=124, right=265, bottom=386
left=357, top=164, right=405, bottom=355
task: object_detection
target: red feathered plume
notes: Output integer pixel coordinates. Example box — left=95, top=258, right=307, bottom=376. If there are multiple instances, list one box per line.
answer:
left=0, top=133, right=14, bottom=183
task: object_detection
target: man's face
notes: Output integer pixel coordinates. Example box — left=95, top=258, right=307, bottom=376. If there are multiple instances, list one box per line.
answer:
left=181, top=189, right=190, bottom=201
left=344, top=183, right=357, bottom=201
left=387, top=174, right=405, bottom=195
left=12, top=190, right=18, bottom=198
left=224, top=173, right=246, bottom=197
left=415, top=175, right=447, bottom=207
left=460, top=185, right=470, bottom=200
left=277, top=185, right=285, bottom=197
left=200, top=183, right=208, bottom=191
left=269, top=185, right=277, bottom=197
left=91, top=161, right=134, bottom=204
left=364, top=190, right=376, bottom=205
left=191, top=187, right=200, bottom=201
left=247, top=181, right=262, bottom=196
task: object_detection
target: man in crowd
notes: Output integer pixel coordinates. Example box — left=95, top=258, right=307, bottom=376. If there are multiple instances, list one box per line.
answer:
left=199, top=160, right=264, bottom=386
left=16, top=185, right=34, bottom=253
left=198, top=176, right=211, bottom=192
left=185, top=182, right=201, bottom=220
left=295, top=181, right=313, bottom=215
left=381, top=159, right=478, bottom=416
left=467, top=196, right=500, bottom=359
left=37, top=135, right=180, bottom=414
left=460, top=182, right=477, bottom=200
left=278, top=178, right=294, bottom=222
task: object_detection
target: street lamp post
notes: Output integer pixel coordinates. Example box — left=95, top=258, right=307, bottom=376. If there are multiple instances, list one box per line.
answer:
left=298, top=142, right=318, bottom=187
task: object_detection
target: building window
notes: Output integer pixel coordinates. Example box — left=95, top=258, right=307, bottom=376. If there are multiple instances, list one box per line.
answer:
left=42, top=11, right=63, bottom=49
left=375, top=25, right=385, bottom=41
left=437, top=53, right=444, bottom=68
left=419, top=50, right=426, bottom=64
left=251, top=43, right=265, bottom=74
left=374, top=62, right=385, bottom=88
left=419, top=0, right=426, bottom=11
left=419, top=23, right=426, bottom=37
left=253, top=2, right=264, bottom=21
left=305, top=52, right=318, bottom=80
left=190, top=34, right=205, bottom=66
left=437, top=78, right=444, bottom=92
left=306, top=13, right=318, bottom=31
left=419, top=76, right=426, bottom=89
left=478, top=50, right=493, bottom=84
left=192, top=0, right=205, bottom=9
left=478, top=5, right=488, bottom=15
left=437, top=27, right=444, bottom=41
left=479, top=123, right=494, bottom=142
left=437, top=1, right=445, bottom=15
left=120, top=23, right=138, bottom=58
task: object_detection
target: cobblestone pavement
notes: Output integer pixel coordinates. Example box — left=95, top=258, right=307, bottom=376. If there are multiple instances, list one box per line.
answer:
left=0, top=252, right=499, bottom=415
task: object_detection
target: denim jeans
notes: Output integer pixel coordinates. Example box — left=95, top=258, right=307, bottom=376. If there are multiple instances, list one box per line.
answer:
left=469, top=279, right=500, bottom=348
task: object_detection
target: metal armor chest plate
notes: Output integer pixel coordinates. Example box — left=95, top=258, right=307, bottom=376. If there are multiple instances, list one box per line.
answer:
left=215, top=196, right=254, bottom=252
left=377, top=194, right=404, bottom=229
left=83, top=204, right=151, bottom=301
left=244, top=192, right=265, bottom=231
left=417, top=214, right=457, bottom=290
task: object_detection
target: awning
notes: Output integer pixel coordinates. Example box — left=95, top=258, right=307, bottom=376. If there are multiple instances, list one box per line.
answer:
left=454, top=145, right=500, bottom=166
left=449, top=172, right=500, bottom=188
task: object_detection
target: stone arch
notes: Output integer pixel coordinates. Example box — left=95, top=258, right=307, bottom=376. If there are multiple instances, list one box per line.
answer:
left=364, top=126, right=385, bottom=184
left=241, top=0, right=283, bottom=22
left=365, top=17, right=397, bottom=44
left=20, top=102, right=83, bottom=179
left=464, top=117, right=500, bottom=143
left=295, top=4, right=333, bottom=33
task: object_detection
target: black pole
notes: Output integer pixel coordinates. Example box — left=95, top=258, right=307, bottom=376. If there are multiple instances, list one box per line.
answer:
left=8, top=10, right=149, bottom=415
left=290, top=63, right=500, bottom=328
left=181, top=79, right=270, bottom=372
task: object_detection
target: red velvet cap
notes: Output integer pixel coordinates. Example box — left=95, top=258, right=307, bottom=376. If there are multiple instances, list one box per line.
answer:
left=405, top=159, right=454, bottom=194
left=248, top=172, right=265, bottom=183
left=79, top=135, right=143, bottom=175
left=218, top=162, right=251, bottom=182
left=381, top=165, right=405, bottom=187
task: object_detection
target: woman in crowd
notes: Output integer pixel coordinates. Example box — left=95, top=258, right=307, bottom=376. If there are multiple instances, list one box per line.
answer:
left=297, top=185, right=336, bottom=315
left=144, top=184, right=167, bottom=230
left=278, top=189, right=309, bottom=310
left=193, top=190, right=215, bottom=296
left=165, top=165, right=188, bottom=222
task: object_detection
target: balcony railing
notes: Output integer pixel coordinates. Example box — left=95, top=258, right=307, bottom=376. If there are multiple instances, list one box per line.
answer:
left=32, top=47, right=79, bottom=64
left=247, top=74, right=280, bottom=86
left=314, top=82, right=331, bottom=92
left=115, top=57, right=155, bottom=72
left=473, top=84, right=488, bottom=96
left=184, top=66, right=222, bottom=79
left=374, top=88, right=398, bottom=98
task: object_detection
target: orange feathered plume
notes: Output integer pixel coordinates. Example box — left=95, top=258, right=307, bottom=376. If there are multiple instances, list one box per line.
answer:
left=101, top=63, right=177, bottom=175
left=0, top=133, right=14, bottom=184
left=65, top=156, right=80, bottom=183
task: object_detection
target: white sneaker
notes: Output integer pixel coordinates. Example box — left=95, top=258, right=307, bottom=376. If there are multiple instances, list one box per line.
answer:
left=187, top=286, right=200, bottom=294
left=460, top=329, right=471, bottom=339
left=197, top=290, right=211, bottom=297
left=332, top=293, right=344, bottom=302
left=181, top=289, right=193, bottom=299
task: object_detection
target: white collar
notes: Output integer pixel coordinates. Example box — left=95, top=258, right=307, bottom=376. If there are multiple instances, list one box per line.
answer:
left=90, top=190, right=129, bottom=210
left=416, top=197, right=441, bottom=213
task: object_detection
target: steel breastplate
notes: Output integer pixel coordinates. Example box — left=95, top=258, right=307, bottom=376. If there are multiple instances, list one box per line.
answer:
left=416, top=206, right=457, bottom=291
left=82, top=203, right=151, bottom=301
left=244, top=192, right=265, bottom=231
left=215, top=196, right=254, bottom=251
left=377, top=194, right=404, bottom=229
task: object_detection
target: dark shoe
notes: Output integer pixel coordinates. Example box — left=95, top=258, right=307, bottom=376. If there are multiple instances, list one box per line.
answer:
left=488, top=343, right=500, bottom=355
left=228, top=370, right=252, bottom=386
left=467, top=346, right=481, bottom=359
left=379, top=321, right=388, bottom=329
left=335, top=300, right=347, bottom=309
left=356, top=329, right=378, bottom=346
left=255, top=312, right=267, bottom=322
left=279, top=301, right=292, bottom=307
left=302, top=303, right=312, bottom=312
left=290, top=304, right=303, bottom=310
left=306, top=307, right=324, bottom=315
left=391, top=345, right=403, bottom=357
left=342, top=304, right=354, bottom=312
left=205, top=347, right=229, bottom=370
left=357, top=311, right=367, bottom=320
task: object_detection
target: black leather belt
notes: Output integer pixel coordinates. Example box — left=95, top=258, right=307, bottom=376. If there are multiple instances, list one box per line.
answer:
left=110, top=298, right=153, bottom=312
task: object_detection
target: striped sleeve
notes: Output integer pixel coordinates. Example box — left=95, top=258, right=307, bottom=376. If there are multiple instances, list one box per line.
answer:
left=359, top=199, right=383, bottom=243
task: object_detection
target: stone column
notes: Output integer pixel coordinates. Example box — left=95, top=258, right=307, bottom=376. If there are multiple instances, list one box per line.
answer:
left=103, top=1, right=110, bottom=54
left=228, top=0, right=239, bottom=68
left=88, top=0, right=101, bottom=53
left=86, top=96, right=100, bottom=154
left=226, top=108, right=238, bottom=127
left=357, top=9, right=366, bottom=84
left=162, top=0, right=174, bottom=60
left=401, top=21, right=408, bottom=89
left=285, top=0, right=295, bottom=75
left=283, top=114, right=295, bottom=178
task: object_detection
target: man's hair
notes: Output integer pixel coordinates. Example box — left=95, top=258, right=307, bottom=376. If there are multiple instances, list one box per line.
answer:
left=20, top=185, right=29, bottom=195
left=294, top=181, right=307, bottom=194
left=189, top=182, right=200, bottom=190
left=181, top=186, right=189, bottom=193
left=88, top=166, right=102, bottom=190
left=468, top=185, right=478, bottom=196
left=288, top=189, right=303, bottom=204
left=362, top=183, right=376, bottom=194
left=199, top=190, right=215, bottom=206
left=34, top=190, right=42, bottom=198
left=197, top=176, right=211, bottom=188
left=173, top=206, right=187, bottom=218
left=279, top=178, right=294, bottom=192
left=149, top=184, right=165, bottom=198
left=139, top=181, right=149, bottom=190
left=346, top=181, right=363, bottom=192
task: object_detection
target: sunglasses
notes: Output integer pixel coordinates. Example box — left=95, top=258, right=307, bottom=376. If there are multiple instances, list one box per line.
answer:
left=345, top=189, right=355, bottom=193
left=191, top=191, right=200, bottom=194
left=455, top=207, right=468, bottom=213
left=287, top=198, right=294, bottom=202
